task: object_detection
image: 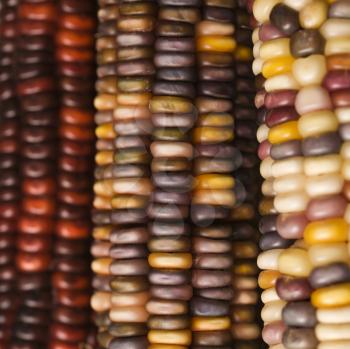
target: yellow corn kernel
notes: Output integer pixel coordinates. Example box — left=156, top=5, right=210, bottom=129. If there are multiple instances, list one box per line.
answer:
left=95, top=123, right=116, bottom=139
left=193, top=127, right=233, bottom=144
left=197, top=36, right=237, bottom=53
left=148, top=253, right=192, bottom=270
left=304, top=218, right=348, bottom=245
left=192, top=317, right=231, bottom=331
left=268, top=121, right=301, bottom=144
left=312, top=283, right=350, bottom=308
left=262, top=56, right=295, bottom=78
left=148, top=330, right=192, bottom=346
left=95, top=151, right=114, bottom=166
left=195, top=174, right=234, bottom=190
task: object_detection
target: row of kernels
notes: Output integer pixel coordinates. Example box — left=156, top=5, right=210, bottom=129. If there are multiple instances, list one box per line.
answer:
left=231, top=2, right=262, bottom=348
left=191, top=1, right=236, bottom=348
left=0, top=1, right=20, bottom=347
left=91, top=0, right=118, bottom=346
left=13, top=1, right=59, bottom=348
left=53, top=1, right=96, bottom=348
left=310, top=3, right=350, bottom=349
left=253, top=2, right=308, bottom=348
left=106, top=1, right=155, bottom=348
left=147, top=1, right=197, bottom=348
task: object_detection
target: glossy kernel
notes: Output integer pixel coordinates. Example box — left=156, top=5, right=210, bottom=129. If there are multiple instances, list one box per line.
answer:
left=268, top=121, right=301, bottom=144
left=262, top=56, right=294, bottom=78
left=312, top=283, right=350, bottom=308
left=304, top=218, right=348, bottom=245
left=197, top=36, right=237, bottom=53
